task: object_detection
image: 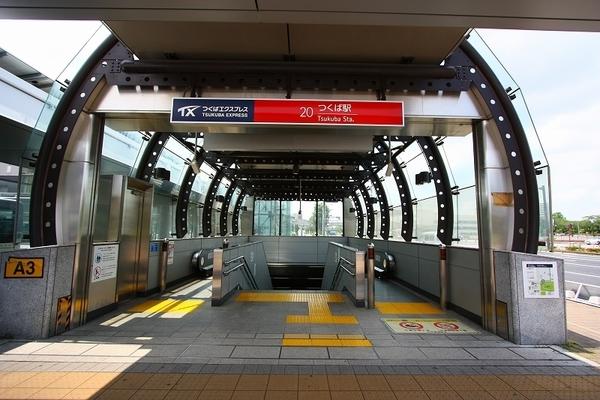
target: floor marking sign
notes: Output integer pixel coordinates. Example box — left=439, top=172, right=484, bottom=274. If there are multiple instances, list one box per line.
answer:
left=4, top=257, right=44, bottom=278
left=282, top=333, right=371, bottom=347
left=383, top=318, right=479, bottom=334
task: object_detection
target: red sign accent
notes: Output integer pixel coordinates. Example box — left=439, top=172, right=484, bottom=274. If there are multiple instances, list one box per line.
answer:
left=253, top=99, right=404, bottom=127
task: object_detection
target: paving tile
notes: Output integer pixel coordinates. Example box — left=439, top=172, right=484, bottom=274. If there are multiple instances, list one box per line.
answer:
left=549, top=391, right=600, bottom=400
left=181, top=346, right=234, bottom=358
left=441, top=375, right=482, bottom=391
left=425, top=391, right=462, bottom=400
left=33, top=343, right=98, bottom=356
left=280, top=347, right=329, bottom=359
left=468, top=376, right=512, bottom=391
left=393, top=391, right=430, bottom=400
left=465, top=348, right=524, bottom=360
left=204, top=375, right=241, bottom=391
left=109, top=373, right=153, bottom=390
left=267, top=374, right=298, bottom=390
left=28, top=387, right=73, bottom=399
left=231, top=346, right=281, bottom=359
left=1, top=342, right=52, bottom=355
left=298, top=374, right=329, bottom=391
left=384, top=375, right=421, bottom=391
left=265, top=390, right=297, bottom=400
left=361, top=390, right=396, bottom=400
left=414, top=375, right=453, bottom=391
left=421, top=348, right=475, bottom=360
left=62, top=387, right=104, bottom=399
left=95, top=388, right=137, bottom=400
left=14, top=372, right=65, bottom=388
left=328, top=375, right=360, bottom=391
left=231, top=390, right=265, bottom=400
left=496, top=376, right=544, bottom=391
left=174, top=375, right=211, bottom=391
left=328, top=348, right=378, bottom=360
left=518, top=391, right=560, bottom=400
left=236, top=375, right=269, bottom=390
left=509, top=348, right=571, bottom=360
left=78, top=372, right=120, bottom=389
left=0, top=387, right=43, bottom=399
left=486, top=390, right=527, bottom=400
left=83, top=344, right=142, bottom=357
left=298, top=391, right=331, bottom=400
left=132, top=345, right=191, bottom=358
left=373, top=347, right=426, bottom=360
left=143, top=373, right=183, bottom=390
left=163, top=390, right=202, bottom=400
left=330, top=391, right=364, bottom=400
left=130, top=389, right=169, bottom=400
left=197, top=390, right=233, bottom=400
left=356, top=375, right=390, bottom=391
left=454, top=390, right=495, bottom=400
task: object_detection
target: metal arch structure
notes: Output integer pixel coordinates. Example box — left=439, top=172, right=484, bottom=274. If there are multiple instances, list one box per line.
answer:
left=175, top=154, right=206, bottom=238
left=416, top=137, right=454, bottom=245
left=219, top=181, right=238, bottom=236
left=375, top=138, right=414, bottom=242
left=29, top=36, right=128, bottom=246
left=135, top=132, right=171, bottom=181
left=359, top=161, right=390, bottom=240
left=349, top=191, right=365, bottom=238
left=357, top=184, right=375, bottom=239
left=201, top=170, right=225, bottom=237
left=231, top=188, right=247, bottom=235
left=446, top=43, right=539, bottom=253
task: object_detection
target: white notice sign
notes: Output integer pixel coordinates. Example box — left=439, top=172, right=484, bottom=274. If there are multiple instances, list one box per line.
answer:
left=522, top=261, right=559, bottom=298
left=167, top=241, right=175, bottom=265
left=91, top=244, right=119, bottom=282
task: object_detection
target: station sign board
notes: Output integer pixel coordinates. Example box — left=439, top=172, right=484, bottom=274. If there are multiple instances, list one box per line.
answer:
left=171, top=98, right=404, bottom=127
left=4, top=257, right=44, bottom=278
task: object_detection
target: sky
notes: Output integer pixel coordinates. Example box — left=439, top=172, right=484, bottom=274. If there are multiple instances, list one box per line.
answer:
left=0, top=21, right=599, bottom=220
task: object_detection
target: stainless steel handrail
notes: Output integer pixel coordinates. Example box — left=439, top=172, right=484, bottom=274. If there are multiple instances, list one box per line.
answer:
left=223, top=263, right=244, bottom=276
left=222, top=255, right=258, bottom=290
left=330, top=256, right=356, bottom=290
left=329, top=242, right=360, bottom=252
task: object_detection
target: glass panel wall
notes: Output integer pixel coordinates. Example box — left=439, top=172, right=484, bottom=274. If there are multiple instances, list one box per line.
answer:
left=0, top=162, right=19, bottom=248
left=100, top=128, right=147, bottom=176
left=317, top=201, right=343, bottom=236
left=254, top=200, right=280, bottom=236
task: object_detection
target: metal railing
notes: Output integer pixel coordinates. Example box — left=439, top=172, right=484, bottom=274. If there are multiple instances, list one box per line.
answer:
left=223, top=255, right=258, bottom=290
left=565, top=280, right=600, bottom=307
left=330, top=256, right=356, bottom=290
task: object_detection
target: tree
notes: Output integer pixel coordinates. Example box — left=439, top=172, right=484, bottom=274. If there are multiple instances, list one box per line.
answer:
left=552, top=212, right=568, bottom=234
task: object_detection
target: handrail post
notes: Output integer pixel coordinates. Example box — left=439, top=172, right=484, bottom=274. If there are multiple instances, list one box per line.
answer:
left=212, top=249, right=224, bottom=306
left=439, top=244, right=448, bottom=310
left=355, top=250, right=366, bottom=308
left=366, top=243, right=375, bottom=309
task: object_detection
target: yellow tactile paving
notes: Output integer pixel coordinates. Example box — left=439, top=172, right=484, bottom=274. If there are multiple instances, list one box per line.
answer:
left=282, top=334, right=372, bottom=347
left=237, top=291, right=358, bottom=325
left=375, top=302, right=442, bottom=315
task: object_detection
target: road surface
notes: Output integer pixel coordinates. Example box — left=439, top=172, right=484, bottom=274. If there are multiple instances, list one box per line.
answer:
left=542, top=251, right=600, bottom=295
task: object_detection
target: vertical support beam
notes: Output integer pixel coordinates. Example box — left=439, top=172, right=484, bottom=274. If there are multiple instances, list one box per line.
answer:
left=473, top=120, right=497, bottom=333
left=350, top=192, right=364, bottom=238
left=417, top=137, right=454, bottom=245
left=365, top=168, right=389, bottom=240
left=220, top=181, right=237, bottom=236
left=202, top=170, right=224, bottom=236
left=231, top=189, right=246, bottom=235
left=175, top=165, right=197, bottom=238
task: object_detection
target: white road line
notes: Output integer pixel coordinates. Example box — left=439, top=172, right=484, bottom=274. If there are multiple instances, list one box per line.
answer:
left=565, top=263, right=600, bottom=269
left=565, top=271, right=600, bottom=279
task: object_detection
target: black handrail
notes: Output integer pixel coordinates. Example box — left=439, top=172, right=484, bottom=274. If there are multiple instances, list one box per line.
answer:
left=330, top=256, right=356, bottom=290
left=223, top=255, right=258, bottom=290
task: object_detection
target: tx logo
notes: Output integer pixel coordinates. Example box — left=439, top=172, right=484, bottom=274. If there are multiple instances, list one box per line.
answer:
left=177, top=105, right=200, bottom=117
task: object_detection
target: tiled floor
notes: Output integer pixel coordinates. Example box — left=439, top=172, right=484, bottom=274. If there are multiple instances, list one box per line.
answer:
left=0, top=279, right=598, bottom=398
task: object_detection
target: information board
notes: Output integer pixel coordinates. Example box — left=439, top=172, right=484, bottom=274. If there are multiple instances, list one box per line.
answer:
left=4, top=257, right=44, bottom=278
left=522, top=261, right=559, bottom=298
left=91, top=244, right=119, bottom=282
left=171, top=98, right=404, bottom=127
left=167, top=241, right=175, bottom=265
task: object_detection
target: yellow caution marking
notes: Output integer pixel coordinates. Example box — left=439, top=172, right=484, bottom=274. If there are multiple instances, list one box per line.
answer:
left=237, top=291, right=358, bottom=325
left=282, top=334, right=372, bottom=347
left=375, top=302, right=442, bottom=315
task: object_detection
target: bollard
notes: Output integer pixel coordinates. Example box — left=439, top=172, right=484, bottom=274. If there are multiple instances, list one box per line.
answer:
left=367, top=243, right=375, bottom=309
left=159, top=238, right=169, bottom=293
left=439, top=244, right=448, bottom=310
left=223, top=238, right=229, bottom=249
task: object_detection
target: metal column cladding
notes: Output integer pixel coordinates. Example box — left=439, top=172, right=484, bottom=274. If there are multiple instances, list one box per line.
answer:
left=231, top=188, right=246, bottom=235
left=30, top=37, right=129, bottom=246
left=417, top=137, right=454, bottom=246
left=446, top=43, right=540, bottom=253
left=357, top=184, right=375, bottom=239
left=219, top=182, right=237, bottom=236
left=375, top=138, right=414, bottom=242
left=350, top=191, right=365, bottom=238
left=202, top=170, right=224, bottom=237
left=135, top=132, right=171, bottom=181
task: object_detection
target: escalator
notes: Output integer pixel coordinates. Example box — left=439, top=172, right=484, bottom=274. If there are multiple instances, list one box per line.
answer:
left=268, top=264, right=324, bottom=290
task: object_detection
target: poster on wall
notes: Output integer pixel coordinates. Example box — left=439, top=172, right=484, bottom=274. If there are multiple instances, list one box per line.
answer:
left=91, top=244, right=119, bottom=282
left=522, top=261, right=559, bottom=298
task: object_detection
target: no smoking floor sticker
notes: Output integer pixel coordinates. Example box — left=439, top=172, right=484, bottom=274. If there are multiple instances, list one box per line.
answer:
left=383, top=318, right=479, bottom=334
